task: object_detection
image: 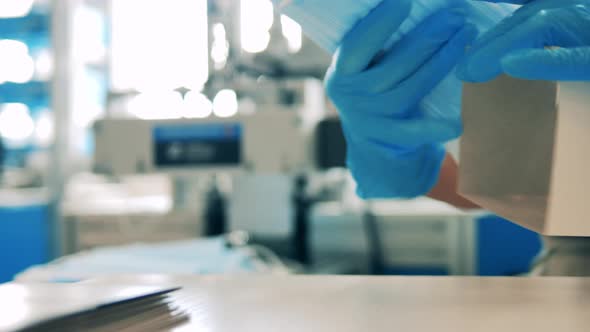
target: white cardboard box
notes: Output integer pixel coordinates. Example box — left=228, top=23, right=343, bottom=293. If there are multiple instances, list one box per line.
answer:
left=460, top=75, right=590, bottom=236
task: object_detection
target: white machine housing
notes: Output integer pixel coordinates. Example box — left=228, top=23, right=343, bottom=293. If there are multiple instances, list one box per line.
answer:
left=94, top=112, right=307, bottom=176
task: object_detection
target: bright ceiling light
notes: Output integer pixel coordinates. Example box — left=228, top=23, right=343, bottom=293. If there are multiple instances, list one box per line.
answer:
left=34, top=49, right=54, bottom=81
left=0, top=0, right=34, bottom=18
left=128, top=91, right=184, bottom=120
left=0, top=103, right=35, bottom=147
left=73, top=6, right=106, bottom=63
left=240, top=0, right=274, bottom=53
left=213, top=89, right=238, bottom=118
left=34, top=110, right=54, bottom=148
left=0, top=40, right=35, bottom=84
left=211, top=23, right=229, bottom=69
left=111, top=0, right=209, bottom=92
left=281, top=15, right=302, bottom=53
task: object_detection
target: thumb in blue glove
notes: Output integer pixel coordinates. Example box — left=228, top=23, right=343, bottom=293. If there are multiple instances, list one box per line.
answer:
left=325, top=0, right=478, bottom=198
left=458, top=0, right=590, bottom=81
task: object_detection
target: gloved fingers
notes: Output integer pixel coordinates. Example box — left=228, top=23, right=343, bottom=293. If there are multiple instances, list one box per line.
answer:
left=345, top=140, right=447, bottom=199
left=502, top=47, right=590, bottom=80
left=375, top=118, right=461, bottom=147
left=342, top=112, right=462, bottom=147
left=360, top=7, right=467, bottom=93
left=334, top=0, right=412, bottom=75
left=457, top=18, right=535, bottom=81
left=467, top=0, right=569, bottom=49
left=458, top=5, right=529, bottom=58
left=385, top=24, right=478, bottom=113
left=458, top=0, right=587, bottom=82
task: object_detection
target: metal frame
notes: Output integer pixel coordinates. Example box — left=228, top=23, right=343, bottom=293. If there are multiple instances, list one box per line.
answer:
left=49, top=0, right=79, bottom=258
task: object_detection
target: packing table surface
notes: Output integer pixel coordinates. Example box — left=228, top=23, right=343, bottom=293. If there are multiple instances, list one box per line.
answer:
left=88, top=275, right=590, bottom=332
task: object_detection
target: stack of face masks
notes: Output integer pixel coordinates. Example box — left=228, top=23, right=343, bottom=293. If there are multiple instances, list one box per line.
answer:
left=272, top=0, right=516, bottom=121
left=16, top=238, right=288, bottom=282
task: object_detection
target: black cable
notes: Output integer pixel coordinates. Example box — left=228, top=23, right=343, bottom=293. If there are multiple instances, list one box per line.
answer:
left=363, top=205, right=385, bottom=275
left=292, top=174, right=311, bottom=265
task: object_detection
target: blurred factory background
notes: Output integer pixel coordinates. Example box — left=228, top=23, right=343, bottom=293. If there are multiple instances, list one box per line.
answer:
left=0, top=0, right=542, bottom=283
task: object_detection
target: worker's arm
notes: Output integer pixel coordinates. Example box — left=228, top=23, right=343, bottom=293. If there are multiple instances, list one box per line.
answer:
left=427, top=152, right=480, bottom=209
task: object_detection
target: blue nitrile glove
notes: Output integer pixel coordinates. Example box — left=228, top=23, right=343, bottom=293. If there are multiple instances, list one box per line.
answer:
left=458, top=0, right=590, bottom=81
left=324, top=0, right=478, bottom=199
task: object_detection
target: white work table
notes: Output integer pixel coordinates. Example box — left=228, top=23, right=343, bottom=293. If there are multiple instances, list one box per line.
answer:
left=89, top=275, right=590, bottom=332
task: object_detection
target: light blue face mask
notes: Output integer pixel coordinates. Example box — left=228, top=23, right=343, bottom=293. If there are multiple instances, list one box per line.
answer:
left=16, top=238, right=287, bottom=282
left=272, top=0, right=517, bottom=122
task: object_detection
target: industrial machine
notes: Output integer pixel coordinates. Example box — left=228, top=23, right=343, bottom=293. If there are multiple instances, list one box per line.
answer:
left=93, top=112, right=307, bottom=176
left=88, top=113, right=542, bottom=276
left=80, top=111, right=314, bottom=264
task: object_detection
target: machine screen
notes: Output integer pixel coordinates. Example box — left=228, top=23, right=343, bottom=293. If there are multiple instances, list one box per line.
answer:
left=153, top=123, right=242, bottom=167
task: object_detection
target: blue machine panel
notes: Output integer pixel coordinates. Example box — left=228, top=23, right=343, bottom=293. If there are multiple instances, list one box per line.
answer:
left=477, top=215, right=542, bottom=276
left=0, top=12, right=50, bottom=40
left=0, top=81, right=50, bottom=105
left=153, top=123, right=243, bottom=168
left=0, top=204, right=49, bottom=282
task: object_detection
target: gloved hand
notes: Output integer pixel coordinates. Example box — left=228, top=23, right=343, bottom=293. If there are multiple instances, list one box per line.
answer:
left=325, top=0, right=477, bottom=198
left=458, top=0, right=590, bottom=81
